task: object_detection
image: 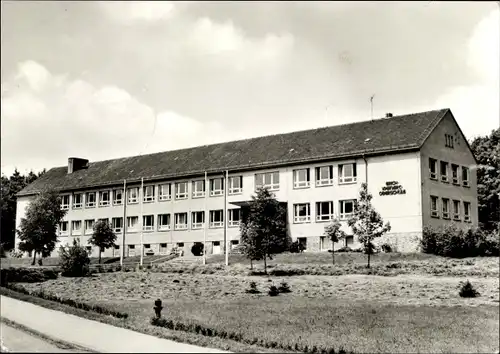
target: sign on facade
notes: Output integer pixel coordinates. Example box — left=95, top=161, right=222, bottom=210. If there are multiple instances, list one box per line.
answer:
left=379, top=181, right=406, bottom=196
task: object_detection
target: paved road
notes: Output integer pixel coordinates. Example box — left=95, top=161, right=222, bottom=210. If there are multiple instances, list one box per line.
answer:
left=0, top=322, right=77, bottom=353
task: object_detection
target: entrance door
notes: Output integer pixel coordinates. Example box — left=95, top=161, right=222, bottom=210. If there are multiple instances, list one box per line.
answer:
left=213, top=241, right=221, bottom=254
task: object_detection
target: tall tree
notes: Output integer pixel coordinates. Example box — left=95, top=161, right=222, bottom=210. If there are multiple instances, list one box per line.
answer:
left=17, top=189, right=67, bottom=265
left=88, top=219, right=116, bottom=264
left=240, top=187, right=288, bottom=274
left=348, top=183, right=391, bottom=268
left=470, top=128, right=500, bottom=231
left=324, top=218, right=347, bottom=265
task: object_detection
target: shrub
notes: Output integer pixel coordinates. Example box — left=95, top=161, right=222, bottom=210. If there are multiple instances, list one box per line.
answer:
left=0, top=243, right=6, bottom=258
left=191, top=243, right=204, bottom=256
left=245, top=281, right=260, bottom=294
left=58, top=240, right=91, bottom=277
left=268, top=285, right=279, bottom=296
left=381, top=243, right=393, bottom=253
left=278, top=281, right=291, bottom=293
left=459, top=280, right=480, bottom=298
left=8, top=249, right=23, bottom=258
left=0, top=267, right=58, bottom=286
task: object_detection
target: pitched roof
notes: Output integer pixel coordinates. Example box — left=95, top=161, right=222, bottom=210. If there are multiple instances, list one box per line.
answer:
left=17, top=108, right=450, bottom=196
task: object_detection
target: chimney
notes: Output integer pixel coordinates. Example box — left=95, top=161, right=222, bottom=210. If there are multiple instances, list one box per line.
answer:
left=385, top=113, right=393, bottom=118
left=68, top=157, right=89, bottom=174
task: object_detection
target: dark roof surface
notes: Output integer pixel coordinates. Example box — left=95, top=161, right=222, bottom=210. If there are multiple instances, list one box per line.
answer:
left=17, top=108, right=450, bottom=196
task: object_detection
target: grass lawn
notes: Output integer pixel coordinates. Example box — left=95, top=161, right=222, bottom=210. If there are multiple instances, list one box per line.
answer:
left=14, top=267, right=500, bottom=353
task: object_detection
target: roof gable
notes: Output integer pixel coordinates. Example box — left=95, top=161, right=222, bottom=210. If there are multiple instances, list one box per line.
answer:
left=17, top=108, right=449, bottom=196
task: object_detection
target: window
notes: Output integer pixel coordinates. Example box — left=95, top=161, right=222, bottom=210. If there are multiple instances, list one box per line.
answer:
left=143, top=185, right=155, bottom=202
left=85, top=192, right=96, bottom=208
left=453, top=200, right=461, bottom=220
left=71, top=220, right=81, bottom=235
left=451, top=164, right=460, bottom=185
left=297, top=237, right=307, bottom=251
left=127, top=216, right=139, bottom=231
left=440, top=161, right=448, bottom=182
left=112, top=245, right=120, bottom=257
left=143, top=215, right=154, bottom=231
left=177, top=242, right=184, bottom=248
left=445, top=133, right=454, bottom=148
left=430, top=196, right=439, bottom=218
left=462, top=167, right=470, bottom=187
left=127, top=187, right=139, bottom=204
left=442, top=198, right=450, bottom=219
left=159, top=183, right=172, bottom=201
left=174, top=213, right=188, bottom=230
left=293, top=169, right=310, bottom=188
left=86, top=246, right=92, bottom=254
left=228, top=209, right=241, bottom=227
left=191, top=211, right=205, bottom=229
left=113, top=189, right=123, bottom=205
left=98, top=218, right=109, bottom=225
left=175, top=182, right=188, bottom=199
left=210, top=210, right=224, bottom=228
left=112, top=217, right=123, bottom=233
left=345, top=235, right=354, bottom=247
left=319, top=236, right=327, bottom=251
left=293, top=203, right=311, bottom=223
left=429, top=158, right=437, bottom=180
left=316, top=201, right=334, bottom=222
left=59, top=221, right=69, bottom=236
left=255, top=172, right=279, bottom=191
left=338, top=163, right=357, bottom=184
left=99, top=190, right=110, bottom=207
left=60, top=195, right=70, bottom=210
left=128, top=245, right=135, bottom=257
left=315, top=165, right=333, bottom=186
left=158, top=214, right=171, bottom=231
left=84, top=219, right=95, bottom=234
left=73, top=193, right=83, bottom=209
left=463, top=202, right=471, bottom=222
left=159, top=243, right=168, bottom=255
left=210, top=178, right=224, bottom=196
left=339, top=200, right=355, bottom=219
left=192, top=180, right=205, bottom=198
left=228, top=176, right=243, bottom=194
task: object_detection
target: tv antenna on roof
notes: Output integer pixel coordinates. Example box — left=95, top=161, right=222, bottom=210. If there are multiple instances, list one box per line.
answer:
left=370, top=94, right=375, bottom=120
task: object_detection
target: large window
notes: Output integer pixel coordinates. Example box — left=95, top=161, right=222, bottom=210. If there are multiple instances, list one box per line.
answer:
left=112, top=217, right=123, bottom=233
left=127, top=187, right=139, bottom=204
left=59, top=221, right=69, bottom=236
left=60, top=195, right=70, bottom=210
left=210, top=178, right=224, bottom=196
left=453, top=200, right=461, bottom=220
left=429, top=158, right=437, bottom=180
left=127, top=216, right=139, bottom=231
left=451, top=164, right=460, bottom=185
left=73, top=193, right=83, bottom=209
left=316, top=201, right=334, bottom=222
left=191, top=211, right=205, bottom=229
left=463, top=202, right=471, bottom=222
left=71, top=220, right=82, bottom=235
left=315, top=165, right=333, bottom=186
left=99, top=190, right=110, bottom=207
left=175, top=213, right=188, bottom=230
left=462, top=167, right=470, bottom=187
left=338, top=163, right=357, bottom=184
left=440, top=161, right=448, bottom=183
left=293, top=169, right=310, bottom=188
left=158, top=214, right=171, bottom=231
left=228, top=176, right=243, bottom=194
left=430, top=196, right=439, bottom=218
left=143, top=215, right=154, bottom=231
left=159, top=183, right=172, bottom=201
left=339, top=200, right=355, bottom=219
left=228, top=209, right=241, bottom=227
left=293, top=203, right=311, bottom=223
left=175, top=182, right=188, bottom=199
left=86, top=192, right=96, bottom=208
left=255, top=172, right=279, bottom=191
left=84, top=219, right=95, bottom=234
left=113, top=189, right=123, bottom=205
left=442, top=198, right=450, bottom=219
left=192, top=180, right=205, bottom=198
left=143, top=185, right=155, bottom=202
left=210, top=210, right=224, bottom=228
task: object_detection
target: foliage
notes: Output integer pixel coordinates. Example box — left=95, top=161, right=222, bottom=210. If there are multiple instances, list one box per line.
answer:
left=88, top=219, right=116, bottom=264
left=288, top=240, right=305, bottom=253
left=0, top=169, right=45, bottom=250
left=59, top=239, right=91, bottom=277
left=459, top=280, right=480, bottom=298
left=470, top=128, right=500, bottom=231
left=245, top=281, right=260, bottom=294
left=278, top=281, right=291, bottom=293
left=17, top=189, right=67, bottom=265
left=421, top=225, right=499, bottom=258
left=240, top=187, right=289, bottom=273
left=347, top=183, right=391, bottom=268
left=8, top=249, right=24, bottom=258
left=268, top=284, right=279, bottom=296
left=324, top=218, right=347, bottom=264
left=0, top=243, right=5, bottom=258
left=381, top=243, right=393, bottom=253
left=191, top=242, right=204, bottom=257
left=0, top=267, right=58, bottom=286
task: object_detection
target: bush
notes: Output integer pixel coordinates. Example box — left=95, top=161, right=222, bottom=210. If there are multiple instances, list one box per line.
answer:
left=288, top=241, right=305, bottom=253
left=459, top=280, right=480, bottom=298
left=58, top=240, right=90, bottom=277
left=278, top=281, right=291, bottom=293
left=191, top=243, right=204, bottom=257
left=268, top=285, right=279, bottom=296
left=0, top=243, right=6, bottom=258
left=0, top=267, right=58, bottom=286
left=245, top=281, right=260, bottom=294
left=381, top=243, right=393, bottom=253
left=8, top=249, right=23, bottom=258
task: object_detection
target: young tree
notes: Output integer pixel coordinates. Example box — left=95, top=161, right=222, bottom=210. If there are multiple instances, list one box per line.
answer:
left=17, top=189, right=67, bottom=265
left=240, top=187, right=288, bottom=274
left=240, top=217, right=262, bottom=270
left=348, top=183, right=391, bottom=268
left=324, top=218, right=347, bottom=265
left=88, top=219, right=116, bottom=264
left=59, top=239, right=91, bottom=277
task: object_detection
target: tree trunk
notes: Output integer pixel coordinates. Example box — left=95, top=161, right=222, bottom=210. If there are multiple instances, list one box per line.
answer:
left=332, top=248, right=335, bottom=265
left=250, top=259, right=253, bottom=270
left=263, top=254, right=267, bottom=275
left=31, top=251, right=37, bottom=266
left=98, top=248, right=102, bottom=264
left=367, top=247, right=371, bottom=268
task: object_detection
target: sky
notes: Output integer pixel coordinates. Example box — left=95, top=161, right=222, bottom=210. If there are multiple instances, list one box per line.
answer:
left=1, top=1, right=499, bottom=177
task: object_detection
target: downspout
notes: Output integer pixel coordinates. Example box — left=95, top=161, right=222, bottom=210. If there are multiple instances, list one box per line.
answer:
left=120, top=179, right=127, bottom=267
left=224, top=170, right=229, bottom=266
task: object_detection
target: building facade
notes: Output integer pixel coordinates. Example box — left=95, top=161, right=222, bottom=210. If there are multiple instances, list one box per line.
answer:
left=15, top=108, right=478, bottom=257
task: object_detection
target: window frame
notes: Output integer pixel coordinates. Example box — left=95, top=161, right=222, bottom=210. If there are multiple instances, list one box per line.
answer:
left=228, top=209, right=241, bottom=227
left=71, top=220, right=82, bottom=235
left=463, top=201, right=471, bottom=222
left=112, top=217, right=123, bottom=233
left=99, top=190, right=111, bottom=207
left=192, top=180, right=206, bottom=198
left=315, top=165, right=334, bottom=186
left=127, top=216, right=139, bottom=232
left=462, top=167, right=470, bottom=187
left=338, top=163, right=357, bottom=184
left=440, top=161, right=449, bottom=183
left=452, top=200, right=461, bottom=221
left=113, top=189, right=123, bottom=206
left=293, top=203, right=311, bottom=223
left=228, top=176, right=243, bottom=195
left=316, top=201, right=334, bottom=222
left=254, top=171, right=280, bottom=191
left=442, top=198, right=450, bottom=219
left=85, top=192, right=96, bottom=208
left=59, top=221, right=69, bottom=236
left=158, top=183, right=172, bottom=201
left=339, top=199, right=355, bottom=220
left=430, top=195, right=439, bottom=218
left=429, top=158, right=438, bottom=180
left=210, top=178, right=224, bottom=197
left=72, top=193, right=83, bottom=209
left=159, top=243, right=168, bottom=255
left=451, top=164, right=460, bottom=185
left=209, top=210, right=224, bottom=228
left=158, top=214, right=171, bottom=231
left=143, top=185, right=155, bottom=203
left=293, top=169, right=310, bottom=189
left=142, top=215, right=154, bottom=231
left=175, top=182, right=188, bottom=200
left=174, top=212, right=188, bottom=230
left=84, top=219, right=95, bottom=235
left=127, top=187, right=139, bottom=204
left=191, top=211, right=205, bottom=229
